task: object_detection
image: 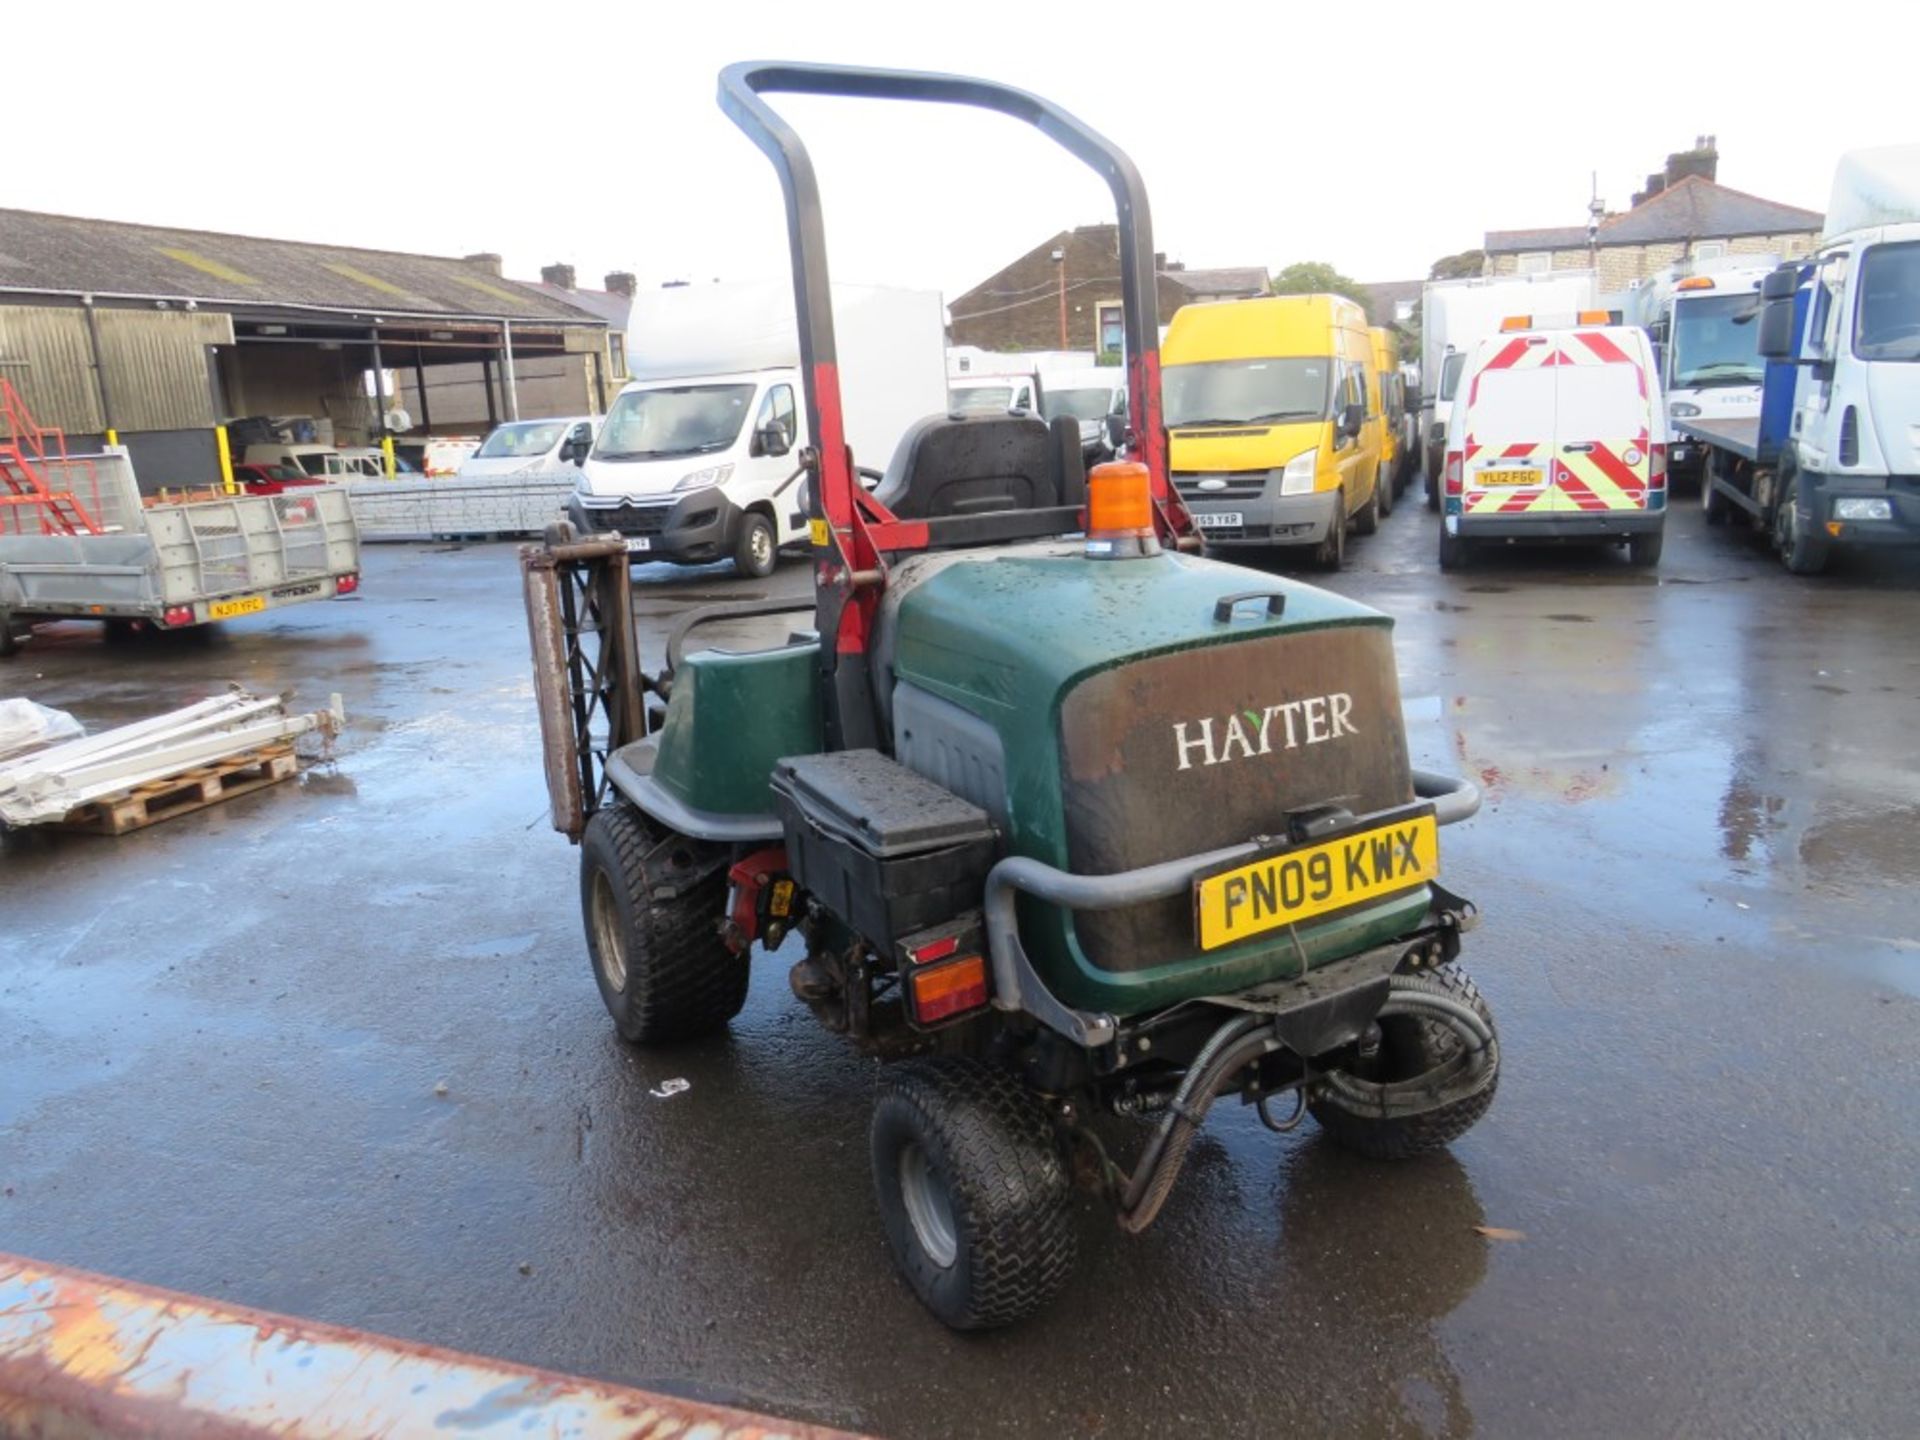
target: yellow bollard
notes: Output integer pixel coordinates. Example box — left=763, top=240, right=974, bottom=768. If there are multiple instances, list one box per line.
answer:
left=381, top=433, right=396, bottom=479
left=105, top=428, right=119, bottom=446
left=215, top=424, right=237, bottom=495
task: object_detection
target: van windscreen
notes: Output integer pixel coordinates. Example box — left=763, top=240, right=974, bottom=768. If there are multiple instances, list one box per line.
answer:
left=594, top=384, right=755, bottom=461
left=1162, top=358, right=1330, bottom=427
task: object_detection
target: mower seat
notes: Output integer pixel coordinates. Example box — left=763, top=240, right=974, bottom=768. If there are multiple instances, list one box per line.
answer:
left=873, top=414, right=1086, bottom=524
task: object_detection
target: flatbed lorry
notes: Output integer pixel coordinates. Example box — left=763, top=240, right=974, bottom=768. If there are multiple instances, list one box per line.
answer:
left=1678, top=146, right=1920, bottom=574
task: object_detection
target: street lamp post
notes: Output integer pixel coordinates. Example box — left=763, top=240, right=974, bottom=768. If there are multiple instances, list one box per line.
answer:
left=1052, top=247, right=1067, bottom=349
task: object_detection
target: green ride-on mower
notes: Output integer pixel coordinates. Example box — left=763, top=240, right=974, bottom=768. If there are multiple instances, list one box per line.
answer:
left=520, top=61, right=1499, bottom=1330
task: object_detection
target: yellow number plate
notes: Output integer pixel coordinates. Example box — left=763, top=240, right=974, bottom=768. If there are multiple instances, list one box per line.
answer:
left=1477, top=468, right=1542, bottom=487
left=1194, top=813, right=1438, bottom=951
left=208, top=595, right=266, bottom=620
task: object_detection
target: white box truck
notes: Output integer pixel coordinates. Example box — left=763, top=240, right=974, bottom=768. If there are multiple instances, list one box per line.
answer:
left=1420, top=270, right=1598, bottom=507
left=569, top=281, right=947, bottom=577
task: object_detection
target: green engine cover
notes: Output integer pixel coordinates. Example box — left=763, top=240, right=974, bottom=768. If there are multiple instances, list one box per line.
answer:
left=890, top=545, right=1430, bottom=1016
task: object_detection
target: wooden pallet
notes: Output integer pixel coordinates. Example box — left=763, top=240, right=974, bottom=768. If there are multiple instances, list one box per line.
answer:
left=58, top=743, right=299, bottom=836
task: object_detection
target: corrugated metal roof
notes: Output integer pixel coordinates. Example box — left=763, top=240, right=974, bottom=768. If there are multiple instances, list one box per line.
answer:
left=1486, top=177, right=1823, bottom=253
left=0, top=209, right=607, bottom=324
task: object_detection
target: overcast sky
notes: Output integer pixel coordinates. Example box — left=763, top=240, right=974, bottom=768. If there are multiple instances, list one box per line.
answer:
left=10, top=0, right=1911, bottom=306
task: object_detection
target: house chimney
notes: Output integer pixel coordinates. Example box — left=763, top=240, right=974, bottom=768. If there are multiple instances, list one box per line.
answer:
left=463, top=252, right=503, bottom=276
left=1666, top=135, right=1718, bottom=186
left=540, top=263, right=577, bottom=290
left=603, top=271, right=637, bottom=297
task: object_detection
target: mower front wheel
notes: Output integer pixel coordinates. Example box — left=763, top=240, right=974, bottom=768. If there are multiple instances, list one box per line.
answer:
left=871, top=1058, right=1076, bottom=1330
left=579, top=804, right=747, bottom=1044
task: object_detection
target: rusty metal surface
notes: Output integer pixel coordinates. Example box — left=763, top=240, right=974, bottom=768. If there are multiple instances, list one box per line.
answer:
left=0, top=1253, right=864, bottom=1439
left=520, top=542, right=584, bottom=840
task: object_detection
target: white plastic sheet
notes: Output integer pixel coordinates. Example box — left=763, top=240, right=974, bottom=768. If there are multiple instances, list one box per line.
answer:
left=0, top=698, right=83, bottom=763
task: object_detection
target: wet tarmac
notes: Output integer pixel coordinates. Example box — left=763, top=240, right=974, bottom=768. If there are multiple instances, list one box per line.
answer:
left=4, top=502, right=1918, bottom=1437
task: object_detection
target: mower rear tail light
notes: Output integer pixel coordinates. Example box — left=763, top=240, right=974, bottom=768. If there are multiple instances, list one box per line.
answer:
left=908, top=954, right=989, bottom=1025
left=1444, top=452, right=1463, bottom=497
left=335, top=572, right=360, bottom=595
left=161, top=605, right=194, bottom=628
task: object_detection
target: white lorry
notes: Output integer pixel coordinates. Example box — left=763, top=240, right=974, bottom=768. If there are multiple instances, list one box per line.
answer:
left=1420, top=270, right=1599, bottom=507
left=1678, top=146, right=1920, bottom=574
left=569, top=282, right=946, bottom=578
left=1625, top=258, right=1775, bottom=487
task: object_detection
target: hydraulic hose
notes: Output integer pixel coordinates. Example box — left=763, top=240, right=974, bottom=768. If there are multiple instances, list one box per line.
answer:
left=1119, top=1014, right=1275, bottom=1235
left=1315, top=975, right=1499, bottom=1119
left=1113, top=975, right=1499, bottom=1233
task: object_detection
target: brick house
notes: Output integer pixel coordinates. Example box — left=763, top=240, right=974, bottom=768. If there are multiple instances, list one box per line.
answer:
left=1484, top=141, right=1823, bottom=293
left=948, top=224, right=1267, bottom=354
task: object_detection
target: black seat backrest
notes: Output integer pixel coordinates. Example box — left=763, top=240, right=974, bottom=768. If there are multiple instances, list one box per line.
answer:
left=874, top=413, right=1086, bottom=522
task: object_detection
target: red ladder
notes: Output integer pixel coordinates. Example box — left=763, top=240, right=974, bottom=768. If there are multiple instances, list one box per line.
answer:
left=0, top=379, right=101, bottom=536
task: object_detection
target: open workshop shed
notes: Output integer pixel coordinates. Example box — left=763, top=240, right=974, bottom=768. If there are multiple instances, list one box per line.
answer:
left=0, top=209, right=616, bottom=492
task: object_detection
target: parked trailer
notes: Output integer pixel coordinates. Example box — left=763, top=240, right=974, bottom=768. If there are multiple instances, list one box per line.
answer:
left=0, top=448, right=361, bottom=655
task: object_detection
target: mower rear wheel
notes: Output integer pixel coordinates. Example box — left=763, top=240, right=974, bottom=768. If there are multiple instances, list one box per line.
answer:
left=871, top=1057, right=1075, bottom=1330
left=579, top=804, right=746, bottom=1044
left=1310, top=966, right=1499, bottom=1161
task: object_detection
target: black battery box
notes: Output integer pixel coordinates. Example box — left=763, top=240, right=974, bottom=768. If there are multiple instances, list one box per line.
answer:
left=769, top=749, right=998, bottom=953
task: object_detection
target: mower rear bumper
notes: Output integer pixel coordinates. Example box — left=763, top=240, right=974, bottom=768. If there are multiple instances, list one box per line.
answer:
left=985, top=770, right=1481, bottom=1048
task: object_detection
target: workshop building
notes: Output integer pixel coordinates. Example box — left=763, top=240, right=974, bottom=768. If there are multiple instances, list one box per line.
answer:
left=0, top=209, right=613, bottom=491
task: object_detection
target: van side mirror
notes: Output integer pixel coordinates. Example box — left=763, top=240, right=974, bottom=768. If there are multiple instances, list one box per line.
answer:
left=1340, top=402, right=1365, bottom=436
left=1757, top=298, right=1798, bottom=360
left=752, top=423, right=791, bottom=458
left=562, top=439, right=587, bottom=465
left=1102, top=412, right=1127, bottom=451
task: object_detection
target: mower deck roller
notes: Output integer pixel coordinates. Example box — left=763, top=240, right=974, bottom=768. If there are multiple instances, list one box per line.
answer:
left=527, top=60, right=1500, bottom=1330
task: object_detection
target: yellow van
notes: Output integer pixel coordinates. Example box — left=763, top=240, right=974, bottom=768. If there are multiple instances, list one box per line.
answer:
left=1162, top=294, right=1385, bottom=569
left=1370, top=324, right=1410, bottom=505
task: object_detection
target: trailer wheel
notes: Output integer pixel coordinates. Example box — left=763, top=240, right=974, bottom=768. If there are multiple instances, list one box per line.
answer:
left=734, top=512, right=777, bottom=579
left=1310, top=966, right=1500, bottom=1161
left=579, top=804, right=747, bottom=1044
left=871, top=1058, right=1076, bottom=1330
left=1627, top=529, right=1663, bottom=567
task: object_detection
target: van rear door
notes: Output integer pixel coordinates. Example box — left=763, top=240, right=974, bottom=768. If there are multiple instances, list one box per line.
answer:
left=1547, top=332, right=1652, bottom=514
left=1461, top=341, right=1555, bottom=517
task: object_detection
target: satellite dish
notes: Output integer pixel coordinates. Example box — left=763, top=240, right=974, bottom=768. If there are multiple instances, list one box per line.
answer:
left=384, top=407, right=414, bottom=433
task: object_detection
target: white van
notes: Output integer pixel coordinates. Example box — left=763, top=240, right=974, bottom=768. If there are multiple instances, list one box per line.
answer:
left=949, top=372, right=1040, bottom=417
left=1440, top=318, right=1668, bottom=568
left=570, top=281, right=946, bottom=578
left=457, top=416, right=597, bottom=481
left=1039, top=368, right=1127, bottom=462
